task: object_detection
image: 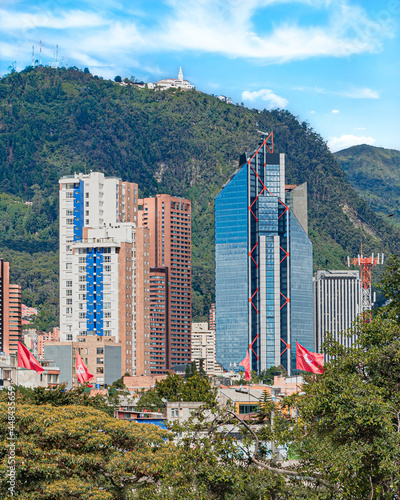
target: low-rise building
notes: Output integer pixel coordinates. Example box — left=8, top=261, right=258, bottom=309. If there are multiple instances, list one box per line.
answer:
left=37, top=327, right=60, bottom=359
left=0, top=353, right=60, bottom=388
left=122, top=374, right=168, bottom=396
left=44, top=334, right=121, bottom=389
left=148, top=67, right=195, bottom=91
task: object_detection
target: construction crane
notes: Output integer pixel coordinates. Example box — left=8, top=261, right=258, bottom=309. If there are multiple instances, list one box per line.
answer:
left=347, top=248, right=384, bottom=322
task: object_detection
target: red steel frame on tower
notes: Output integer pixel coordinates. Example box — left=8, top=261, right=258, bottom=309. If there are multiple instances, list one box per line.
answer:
left=247, top=131, right=291, bottom=372
left=347, top=251, right=384, bottom=322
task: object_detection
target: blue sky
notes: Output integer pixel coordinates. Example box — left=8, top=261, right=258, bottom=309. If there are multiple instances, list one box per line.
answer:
left=1, top=0, right=399, bottom=152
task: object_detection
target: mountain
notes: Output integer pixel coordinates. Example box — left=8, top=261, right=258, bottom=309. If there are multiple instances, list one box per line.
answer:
left=0, top=66, right=398, bottom=324
left=334, top=144, right=400, bottom=225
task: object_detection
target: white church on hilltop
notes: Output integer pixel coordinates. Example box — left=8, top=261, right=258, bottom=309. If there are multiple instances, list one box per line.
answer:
left=147, top=67, right=195, bottom=91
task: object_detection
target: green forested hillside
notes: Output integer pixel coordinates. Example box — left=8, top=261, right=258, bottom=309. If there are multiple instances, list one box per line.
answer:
left=335, top=144, right=400, bottom=224
left=0, top=66, right=398, bottom=324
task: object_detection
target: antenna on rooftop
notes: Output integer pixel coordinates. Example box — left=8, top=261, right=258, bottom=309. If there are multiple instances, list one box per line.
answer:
left=39, top=40, right=42, bottom=66
left=56, top=44, right=59, bottom=67
left=32, top=46, right=34, bottom=66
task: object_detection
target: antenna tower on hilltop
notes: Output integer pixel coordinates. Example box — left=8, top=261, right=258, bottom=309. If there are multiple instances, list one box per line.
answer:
left=347, top=247, right=384, bottom=321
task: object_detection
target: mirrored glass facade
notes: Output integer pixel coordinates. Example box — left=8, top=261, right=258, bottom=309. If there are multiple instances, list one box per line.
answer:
left=215, top=135, right=313, bottom=375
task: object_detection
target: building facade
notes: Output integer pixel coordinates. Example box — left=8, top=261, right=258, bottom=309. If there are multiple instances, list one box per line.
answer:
left=191, top=322, right=224, bottom=376
left=44, top=335, right=121, bottom=389
left=147, top=67, right=195, bottom=91
left=59, top=172, right=150, bottom=376
left=0, top=259, right=22, bottom=355
left=139, top=195, right=192, bottom=373
left=215, top=133, right=313, bottom=375
left=314, top=269, right=361, bottom=353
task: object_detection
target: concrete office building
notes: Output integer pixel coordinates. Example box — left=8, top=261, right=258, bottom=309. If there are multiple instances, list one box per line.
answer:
left=0, top=259, right=22, bottom=355
left=139, top=195, right=192, bottom=373
left=314, top=269, right=361, bottom=353
left=215, top=134, right=313, bottom=375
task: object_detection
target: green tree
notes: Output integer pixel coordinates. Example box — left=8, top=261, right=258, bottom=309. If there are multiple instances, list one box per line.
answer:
left=289, top=256, right=400, bottom=498
left=137, top=372, right=217, bottom=412
left=0, top=403, right=172, bottom=499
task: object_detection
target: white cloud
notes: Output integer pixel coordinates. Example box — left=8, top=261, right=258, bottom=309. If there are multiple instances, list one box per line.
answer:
left=340, top=87, right=379, bottom=99
left=0, top=0, right=396, bottom=74
left=309, top=110, right=315, bottom=114
left=328, top=134, right=376, bottom=152
left=331, top=109, right=340, bottom=114
left=293, top=85, right=380, bottom=99
left=0, top=9, right=106, bottom=30
left=242, top=88, right=289, bottom=109
left=157, top=0, right=395, bottom=62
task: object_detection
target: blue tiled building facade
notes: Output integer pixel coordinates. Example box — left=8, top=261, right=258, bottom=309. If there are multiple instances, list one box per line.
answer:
left=215, top=134, right=313, bottom=375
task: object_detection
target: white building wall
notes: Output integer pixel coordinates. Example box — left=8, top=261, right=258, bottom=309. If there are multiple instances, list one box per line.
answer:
left=59, top=172, right=137, bottom=342
left=314, top=270, right=361, bottom=355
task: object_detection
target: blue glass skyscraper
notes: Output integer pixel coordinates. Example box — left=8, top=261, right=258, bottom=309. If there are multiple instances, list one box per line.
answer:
left=215, top=133, right=313, bottom=375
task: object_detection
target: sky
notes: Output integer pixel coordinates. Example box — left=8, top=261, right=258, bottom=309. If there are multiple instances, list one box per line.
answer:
left=1, top=0, right=399, bottom=152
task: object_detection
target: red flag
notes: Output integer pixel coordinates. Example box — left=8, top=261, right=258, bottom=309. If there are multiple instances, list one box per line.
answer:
left=17, top=341, right=44, bottom=373
left=296, top=342, right=324, bottom=374
left=75, top=351, right=94, bottom=384
left=239, top=349, right=251, bottom=381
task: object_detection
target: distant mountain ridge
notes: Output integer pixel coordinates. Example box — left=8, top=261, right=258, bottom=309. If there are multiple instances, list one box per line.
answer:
left=334, top=144, right=400, bottom=225
left=0, top=66, right=399, bottom=322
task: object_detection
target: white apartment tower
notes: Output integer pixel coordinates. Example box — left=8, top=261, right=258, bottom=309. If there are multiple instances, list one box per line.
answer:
left=59, top=173, right=150, bottom=375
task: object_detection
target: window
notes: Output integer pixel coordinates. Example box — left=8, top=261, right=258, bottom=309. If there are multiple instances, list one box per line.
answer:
left=238, top=404, right=258, bottom=415
left=66, top=289, right=72, bottom=296
left=97, top=348, right=104, bottom=354
left=66, top=192, right=73, bottom=199
left=66, top=298, right=72, bottom=305
left=79, top=257, right=86, bottom=263
left=66, top=308, right=72, bottom=314
left=79, top=312, right=86, bottom=319
left=79, top=266, right=86, bottom=273
left=97, top=358, right=104, bottom=364
left=66, top=219, right=73, bottom=225
left=79, top=285, right=86, bottom=291
left=66, top=210, right=73, bottom=216
left=104, top=265, right=111, bottom=272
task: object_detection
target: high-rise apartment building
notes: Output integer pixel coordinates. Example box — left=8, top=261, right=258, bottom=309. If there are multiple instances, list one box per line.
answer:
left=0, top=259, right=22, bottom=355
left=215, top=134, right=313, bottom=375
left=59, top=173, right=150, bottom=376
left=314, top=270, right=361, bottom=353
left=139, top=195, right=191, bottom=373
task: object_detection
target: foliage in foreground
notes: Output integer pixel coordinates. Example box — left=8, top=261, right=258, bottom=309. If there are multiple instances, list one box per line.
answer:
left=291, top=254, right=400, bottom=498
left=136, top=371, right=217, bottom=412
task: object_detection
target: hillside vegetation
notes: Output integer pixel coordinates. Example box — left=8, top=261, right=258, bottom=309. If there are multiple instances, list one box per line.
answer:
left=0, top=66, right=398, bottom=324
left=335, top=144, right=400, bottom=225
